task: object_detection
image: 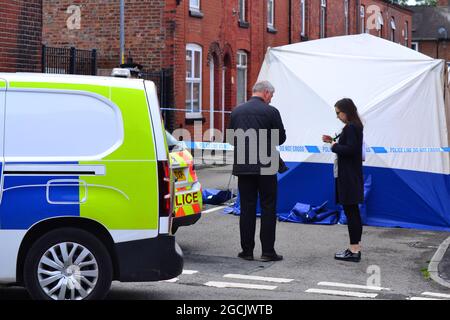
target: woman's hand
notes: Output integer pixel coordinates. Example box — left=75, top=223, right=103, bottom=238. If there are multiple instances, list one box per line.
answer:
left=322, top=135, right=333, bottom=143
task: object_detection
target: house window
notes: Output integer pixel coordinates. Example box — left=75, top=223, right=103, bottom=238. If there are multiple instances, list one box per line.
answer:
left=236, top=51, right=248, bottom=105
left=376, top=12, right=384, bottom=37
left=320, top=0, right=326, bottom=38
left=344, top=0, right=349, bottom=35
left=390, top=18, right=396, bottom=42
left=411, top=42, right=419, bottom=51
left=404, top=21, right=409, bottom=46
left=301, top=0, right=306, bottom=37
left=186, top=44, right=202, bottom=114
left=267, top=0, right=275, bottom=29
left=190, top=0, right=200, bottom=11
left=360, top=5, right=366, bottom=34
left=239, top=0, right=247, bottom=22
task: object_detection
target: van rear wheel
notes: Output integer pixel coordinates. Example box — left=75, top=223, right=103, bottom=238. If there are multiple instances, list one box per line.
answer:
left=23, top=228, right=113, bottom=300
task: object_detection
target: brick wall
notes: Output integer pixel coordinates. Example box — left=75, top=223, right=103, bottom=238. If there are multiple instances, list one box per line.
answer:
left=437, top=0, right=450, bottom=6
left=43, top=0, right=168, bottom=74
left=41, top=0, right=413, bottom=140
left=417, top=40, right=450, bottom=61
left=171, top=0, right=294, bottom=140
left=362, top=0, right=412, bottom=47
left=0, top=0, right=42, bottom=73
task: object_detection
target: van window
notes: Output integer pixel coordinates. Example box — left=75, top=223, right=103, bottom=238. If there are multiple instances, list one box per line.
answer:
left=5, top=91, right=124, bottom=161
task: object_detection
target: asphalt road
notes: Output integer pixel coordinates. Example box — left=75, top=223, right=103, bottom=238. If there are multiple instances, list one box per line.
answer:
left=1, top=165, right=450, bottom=301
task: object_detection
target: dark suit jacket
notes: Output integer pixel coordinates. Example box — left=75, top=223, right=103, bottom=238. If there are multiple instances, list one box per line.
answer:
left=227, top=96, right=286, bottom=175
left=331, top=122, right=364, bottom=205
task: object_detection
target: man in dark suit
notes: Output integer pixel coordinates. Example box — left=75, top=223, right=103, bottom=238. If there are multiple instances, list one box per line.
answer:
left=227, top=81, right=286, bottom=262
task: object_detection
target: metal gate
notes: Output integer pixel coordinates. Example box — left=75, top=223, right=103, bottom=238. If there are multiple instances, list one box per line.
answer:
left=42, top=45, right=97, bottom=76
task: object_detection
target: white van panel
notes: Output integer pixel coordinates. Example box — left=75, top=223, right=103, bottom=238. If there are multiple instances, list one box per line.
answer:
left=0, top=231, right=27, bottom=283
left=0, top=72, right=145, bottom=90
left=5, top=90, right=124, bottom=162
left=144, top=81, right=167, bottom=161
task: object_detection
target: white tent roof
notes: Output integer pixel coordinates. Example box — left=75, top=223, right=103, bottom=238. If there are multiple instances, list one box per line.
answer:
left=258, top=34, right=449, bottom=175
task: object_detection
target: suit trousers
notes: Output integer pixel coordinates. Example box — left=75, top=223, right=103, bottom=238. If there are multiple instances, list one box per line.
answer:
left=237, top=174, right=278, bottom=255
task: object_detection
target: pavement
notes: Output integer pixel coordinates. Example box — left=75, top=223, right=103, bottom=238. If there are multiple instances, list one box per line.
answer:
left=429, top=236, right=450, bottom=289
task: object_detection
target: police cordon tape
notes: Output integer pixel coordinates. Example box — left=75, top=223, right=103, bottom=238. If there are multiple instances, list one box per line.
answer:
left=183, top=141, right=450, bottom=154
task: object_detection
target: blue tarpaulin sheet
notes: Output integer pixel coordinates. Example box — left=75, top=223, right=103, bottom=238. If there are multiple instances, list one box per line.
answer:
left=202, top=189, right=233, bottom=205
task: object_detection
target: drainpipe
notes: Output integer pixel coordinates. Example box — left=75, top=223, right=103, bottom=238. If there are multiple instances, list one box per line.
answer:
left=120, top=0, right=125, bottom=65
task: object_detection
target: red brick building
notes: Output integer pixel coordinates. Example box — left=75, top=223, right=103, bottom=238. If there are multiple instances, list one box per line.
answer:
left=410, top=0, right=450, bottom=62
left=0, top=0, right=42, bottom=72
left=42, top=0, right=412, bottom=140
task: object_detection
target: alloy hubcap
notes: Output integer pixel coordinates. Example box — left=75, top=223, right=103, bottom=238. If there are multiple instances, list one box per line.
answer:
left=37, top=242, right=99, bottom=300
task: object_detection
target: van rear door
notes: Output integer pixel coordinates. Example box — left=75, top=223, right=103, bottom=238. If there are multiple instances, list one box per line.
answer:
left=144, top=80, right=174, bottom=234
left=0, top=79, right=5, bottom=209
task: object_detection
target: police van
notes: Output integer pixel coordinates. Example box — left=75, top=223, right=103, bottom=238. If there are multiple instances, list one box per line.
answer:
left=0, top=73, right=183, bottom=300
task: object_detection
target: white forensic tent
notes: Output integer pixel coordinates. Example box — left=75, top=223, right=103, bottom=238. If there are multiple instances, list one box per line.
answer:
left=258, top=34, right=450, bottom=230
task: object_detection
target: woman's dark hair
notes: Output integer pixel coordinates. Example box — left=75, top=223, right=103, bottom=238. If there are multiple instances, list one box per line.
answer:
left=335, top=98, right=364, bottom=129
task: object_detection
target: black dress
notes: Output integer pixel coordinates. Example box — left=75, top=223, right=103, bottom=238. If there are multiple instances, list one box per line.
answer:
left=331, top=122, right=364, bottom=205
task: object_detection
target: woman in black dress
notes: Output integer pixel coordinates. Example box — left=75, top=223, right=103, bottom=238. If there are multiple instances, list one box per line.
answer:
left=323, top=98, right=364, bottom=262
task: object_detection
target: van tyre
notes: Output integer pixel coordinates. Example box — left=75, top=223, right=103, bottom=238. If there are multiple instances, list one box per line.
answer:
left=23, top=228, right=113, bottom=300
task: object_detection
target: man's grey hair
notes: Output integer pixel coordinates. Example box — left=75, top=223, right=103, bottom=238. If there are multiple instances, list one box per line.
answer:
left=252, top=80, right=275, bottom=94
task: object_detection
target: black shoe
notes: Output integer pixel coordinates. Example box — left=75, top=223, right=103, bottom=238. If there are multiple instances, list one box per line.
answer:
left=261, top=252, right=283, bottom=262
left=238, top=252, right=254, bottom=261
left=334, top=249, right=361, bottom=262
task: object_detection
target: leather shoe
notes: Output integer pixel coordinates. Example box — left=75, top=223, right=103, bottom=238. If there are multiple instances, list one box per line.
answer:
left=334, top=249, right=361, bottom=262
left=261, top=252, right=283, bottom=262
left=238, top=252, right=254, bottom=261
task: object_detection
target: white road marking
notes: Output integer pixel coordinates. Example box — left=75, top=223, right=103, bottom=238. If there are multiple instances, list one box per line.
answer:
left=161, top=270, right=198, bottom=282
left=305, top=288, right=378, bottom=299
left=224, top=274, right=294, bottom=283
left=183, top=270, right=199, bottom=275
left=202, top=206, right=228, bottom=214
left=421, top=292, right=450, bottom=299
left=409, top=297, right=443, bottom=300
left=162, top=278, right=179, bottom=283
left=318, top=282, right=391, bottom=291
left=205, top=281, right=277, bottom=291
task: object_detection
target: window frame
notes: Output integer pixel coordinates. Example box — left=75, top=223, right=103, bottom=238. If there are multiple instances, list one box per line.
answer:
left=301, top=0, right=306, bottom=37
left=186, top=44, right=203, bottom=116
left=411, top=42, right=419, bottom=51
left=236, top=50, right=248, bottom=105
left=239, top=0, right=247, bottom=23
left=377, top=12, right=384, bottom=37
left=320, top=0, right=327, bottom=39
left=404, top=21, right=409, bottom=46
left=390, top=17, right=396, bottom=42
left=360, top=5, right=366, bottom=34
left=267, top=0, right=275, bottom=29
left=189, top=0, right=200, bottom=11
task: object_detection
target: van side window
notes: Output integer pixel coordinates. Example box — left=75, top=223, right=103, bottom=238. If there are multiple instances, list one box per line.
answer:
left=5, top=91, right=124, bottom=161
